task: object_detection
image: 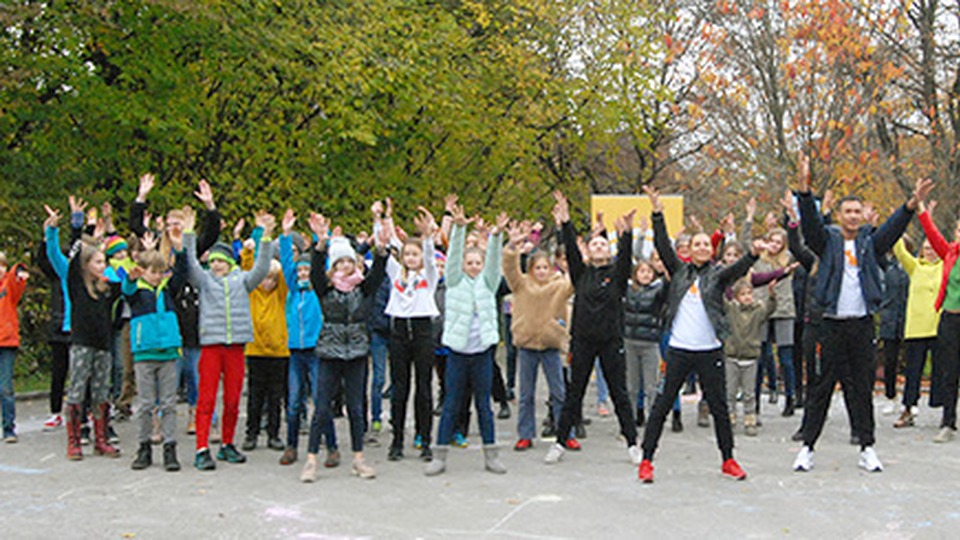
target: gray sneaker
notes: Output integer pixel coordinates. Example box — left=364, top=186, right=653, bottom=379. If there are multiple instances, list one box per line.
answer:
left=933, top=426, right=956, bottom=443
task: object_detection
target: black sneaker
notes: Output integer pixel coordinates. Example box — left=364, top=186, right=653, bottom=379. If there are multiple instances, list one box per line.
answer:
left=541, top=424, right=556, bottom=439
left=163, top=442, right=181, bottom=472
left=194, top=449, right=216, bottom=471
left=80, top=425, right=92, bottom=446
left=217, top=444, right=247, bottom=463
left=420, top=445, right=433, bottom=462
left=574, top=423, right=587, bottom=439
left=131, top=442, right=152, bottom=470
left=791, top=429, right=804, bottom=442
left=108, top=425, right=120, bottom=444
left=241, top=436, right=257, bottom=451
left=267, top=437, right=285, bottom=451
left=497, top=403, right=511, bottom=420
left=387, top=445, right=404, bottom=461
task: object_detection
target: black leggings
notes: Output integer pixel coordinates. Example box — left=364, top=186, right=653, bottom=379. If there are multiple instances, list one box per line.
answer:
left=50, top=341, right=69, bottom=414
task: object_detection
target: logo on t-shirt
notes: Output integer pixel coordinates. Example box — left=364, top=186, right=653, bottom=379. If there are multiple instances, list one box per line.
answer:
left=688, top=282, right=699, bottom=297
left=844, top=248, right=858, bottom=267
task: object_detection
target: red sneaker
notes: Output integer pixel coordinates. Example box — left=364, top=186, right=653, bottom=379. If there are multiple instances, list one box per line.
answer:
left=722, top=458, right=747, bottom=480
left=564, top=439, right=581, bottom=451
left=513, top=439, right=532, bottom=451
left=638, top=459, right=654, bottom=483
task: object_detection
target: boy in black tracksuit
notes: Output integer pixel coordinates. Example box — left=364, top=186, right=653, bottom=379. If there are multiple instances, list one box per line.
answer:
left=545, top=192, right=639, bottom=464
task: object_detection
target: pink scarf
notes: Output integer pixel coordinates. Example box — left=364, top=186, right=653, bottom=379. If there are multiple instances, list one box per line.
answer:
left=331, top=269, right=364, bottom=292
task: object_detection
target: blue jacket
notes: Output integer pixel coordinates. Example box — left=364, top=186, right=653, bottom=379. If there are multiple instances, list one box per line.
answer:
left=279, top=234, right=323, bottom=350
left=798, top=191, right=913, bottom=316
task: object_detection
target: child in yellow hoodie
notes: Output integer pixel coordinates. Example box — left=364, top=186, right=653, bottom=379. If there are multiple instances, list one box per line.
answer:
left=241, top=227, right=290, bottom=452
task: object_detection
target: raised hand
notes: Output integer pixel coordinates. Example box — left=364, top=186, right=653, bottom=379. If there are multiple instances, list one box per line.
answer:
left=68, top=195, right=88, bottom=215
left=863, top=202, right=878, bottom=227
left=720, top=212, right=735, bottom=234
left=256, top=211, right=277, bottom=237
left=43, top=204, right=62, bottom=228
left=551, top=191, right=570, bottom=224
left=375, top=222, right=392, bottom=248
left=751, top=238, right=769, bottom=257
left=127, top=265, right=145, bottom=281
left=194, top=180, right=216, bottom=210
left=181, top=206, right=196, bottom=233
left=232, top=218, right=246, bottom=240
left=384, top=197, right=393, bottom=219
left=282, top=209, right=296, bottom=235
left=925, top=199, right=938, bottom=215
left=92, top=217, right=106, bottom=243
left=101, top=201, right=113, bottom=221
left=616, top=209, right=637, bottom=235
left=450, top=203, right=473, bottom=227
left=821, top=189, right=835, bottom=215
left=745, top=197, right=757, bottom=221
left=414, top=206, right=438, bottom=236
left=493, top=211, right=509, bottom=235
left=506, top=220, right=526, bottom=247
left=908, top=177, right=935, bottom=211
left=331, top=225, right=343, bottom=239
left=444, top=194, right=458, bottom=214
left=796, top=152, right=811, bottom=192
left=785, top=261, right=801, bottom=274
left=308, top=213, right=329, bottom=245
left=137, top=173, right=155, bottom=202
left=141, top=230, right=158, bottom=251
left=591, top=212, right=606, bottom=239
left=642, top=184, right=663, bottom=213
left=371, top=200, right=384, bottom=219
left=779, top=189, right=798, bottom=223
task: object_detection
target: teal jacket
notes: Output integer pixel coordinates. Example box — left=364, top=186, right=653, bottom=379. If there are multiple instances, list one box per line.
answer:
left=442, top=224, right=502, bottom=352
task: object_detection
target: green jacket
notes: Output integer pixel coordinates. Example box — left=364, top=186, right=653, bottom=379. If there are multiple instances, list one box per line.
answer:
left=442, top=224, right=502, bottom=352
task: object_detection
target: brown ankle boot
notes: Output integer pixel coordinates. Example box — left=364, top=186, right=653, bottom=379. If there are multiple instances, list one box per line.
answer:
left=93, top=403, right=121, bottom=457
left=66, top=403, right=83, bottom=460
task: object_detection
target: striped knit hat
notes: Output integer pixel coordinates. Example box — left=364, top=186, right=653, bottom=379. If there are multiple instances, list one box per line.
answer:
left=105, top=236, right=129, bottom=257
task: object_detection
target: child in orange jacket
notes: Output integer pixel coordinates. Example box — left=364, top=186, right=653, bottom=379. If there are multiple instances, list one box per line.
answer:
left=0, top=252, right=29, bottom=443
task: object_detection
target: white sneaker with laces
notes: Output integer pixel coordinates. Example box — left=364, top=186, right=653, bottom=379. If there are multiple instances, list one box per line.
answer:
left=793, top=446, right=814, bottom=472
left=627, top=445, right=642, bottom=465
left=858, top=446, right=883, bottom=472
left=544, top=443, right=565, bottom=464
left=43, top=414, right=62, bottom=431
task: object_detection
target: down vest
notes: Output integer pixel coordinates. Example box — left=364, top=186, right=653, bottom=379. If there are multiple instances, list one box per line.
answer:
left=311, top=244, right=387, bottom=361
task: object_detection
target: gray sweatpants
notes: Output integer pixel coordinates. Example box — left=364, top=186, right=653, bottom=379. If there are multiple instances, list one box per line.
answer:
left=725, top=357, right=758, bottom=418
left=134, top=360, right=178, bottom=444
left=624, top=339, right=661, bottom=412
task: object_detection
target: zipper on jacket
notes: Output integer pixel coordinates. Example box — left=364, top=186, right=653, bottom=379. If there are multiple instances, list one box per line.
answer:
left=224, top=277, right=232, bottom=344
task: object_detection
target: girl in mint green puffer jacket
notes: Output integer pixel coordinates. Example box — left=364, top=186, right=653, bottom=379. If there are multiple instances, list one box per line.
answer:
left=427, top=207, right=507, bottom=477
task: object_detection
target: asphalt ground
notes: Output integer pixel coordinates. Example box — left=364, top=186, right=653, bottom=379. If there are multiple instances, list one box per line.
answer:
left=1, top=375, right=959, bottom=539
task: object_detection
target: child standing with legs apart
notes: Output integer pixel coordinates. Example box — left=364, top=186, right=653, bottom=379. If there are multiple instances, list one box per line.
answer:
left=124, top=237, right=186, bottom=471
left=178, top=182, right=276, bottom=471
left=426, top=202, right=507, bottom=476
left=0, top=252, right=29, bottom=443
left=300, top=213, right=389, bottom=482
left=724, top=278, right=777, bottom=436
left=502, top=221, right=574, bottom=451
left=544, top=191, right=641, bottom=466
left=44, top=203, right=123, bottom=460
left=638, top=185, right=762, bottom=483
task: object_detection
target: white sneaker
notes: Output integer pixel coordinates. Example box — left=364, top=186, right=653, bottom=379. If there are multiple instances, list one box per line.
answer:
left=793, top=446, right=814, bottom=472
left=858, top=446, right=883, bottom=472
left=43, top=414, right=63, bottom=431
left=544, top=443, right=565, bottom=464
left=933, top=426, right=956, bottom=443
left=627, top=445, right=642, bottom=465
left=881, top=399, right=897, bottom=416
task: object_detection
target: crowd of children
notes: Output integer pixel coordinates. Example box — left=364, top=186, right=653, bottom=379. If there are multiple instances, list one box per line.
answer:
left=2, top=161, right=957, bottom=484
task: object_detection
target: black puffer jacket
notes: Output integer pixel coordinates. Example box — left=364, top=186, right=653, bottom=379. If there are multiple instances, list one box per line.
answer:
left=311, top=246, right=387, bottom=361
left=623, top=280, right=666, bottom=342
left=652, top=212, right=757, bottom=343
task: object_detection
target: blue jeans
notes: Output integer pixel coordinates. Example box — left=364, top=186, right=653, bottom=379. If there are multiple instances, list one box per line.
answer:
left=178, top=347, right=201, bottom=406
left=0, top=348, right=16, bottom=437
left=369, top=332, right=389, bottom=423
left=309, top=358, right=366, bottom=453
left=595, top=358, right=610, bottom=405
left=517, top=348, right=564, bottom=440
left=437, top=347, right=496, bottom=446
left=288, top=349, right=336, bottom=450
